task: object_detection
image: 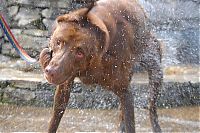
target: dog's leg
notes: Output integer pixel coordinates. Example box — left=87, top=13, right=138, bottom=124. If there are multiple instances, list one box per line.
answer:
left=148, top=66, right=162, bottom=133
left=140, top=37, right=163, bottom=132
left=119, top=104, right=126, bottom=133
left=119, top=88, right=135, bottom=133
left=48, top=82, right=72, bottom=133
left=142, top=47, right=162, bottom=132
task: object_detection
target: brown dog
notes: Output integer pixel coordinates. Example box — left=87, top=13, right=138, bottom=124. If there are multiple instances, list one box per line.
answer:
left=39, top=0, right=163, bottom=132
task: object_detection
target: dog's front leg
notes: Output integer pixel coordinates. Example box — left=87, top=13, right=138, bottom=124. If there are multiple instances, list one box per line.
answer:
left=48, top=81, right=72, bottom=133
left=119, top=89, right=135, bottom=133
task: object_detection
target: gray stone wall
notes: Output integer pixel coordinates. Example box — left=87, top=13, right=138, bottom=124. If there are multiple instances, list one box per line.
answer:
left=0, top=80, right=199, bottom=109
left=0, top=0, right=71, bottom=58
left=0, top=0, right=199, bottom=66
left=0, top=0, right=199, bottom=108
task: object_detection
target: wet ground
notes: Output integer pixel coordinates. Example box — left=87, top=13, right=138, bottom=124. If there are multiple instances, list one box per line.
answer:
left=0, top=104, right=199, bottom=132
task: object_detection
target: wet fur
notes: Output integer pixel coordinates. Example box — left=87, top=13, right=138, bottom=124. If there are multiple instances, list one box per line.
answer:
left=39, top=0, right=163, bottom=132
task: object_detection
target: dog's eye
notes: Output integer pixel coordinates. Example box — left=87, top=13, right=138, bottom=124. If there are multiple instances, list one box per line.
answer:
left=57, top=40, right=61, bottom=46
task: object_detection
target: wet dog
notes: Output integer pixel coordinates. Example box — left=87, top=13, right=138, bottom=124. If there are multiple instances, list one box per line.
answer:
left=39, top=0, right=163, bottom=132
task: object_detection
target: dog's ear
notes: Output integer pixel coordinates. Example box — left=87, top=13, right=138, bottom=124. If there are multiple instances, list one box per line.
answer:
left=56, top=8, right=88, bottom=23
left=87, top=12, right=110, bottom=56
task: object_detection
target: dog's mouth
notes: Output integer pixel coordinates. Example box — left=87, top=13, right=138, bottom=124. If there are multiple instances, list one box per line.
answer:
left=44, top=73, right=73, bottom=85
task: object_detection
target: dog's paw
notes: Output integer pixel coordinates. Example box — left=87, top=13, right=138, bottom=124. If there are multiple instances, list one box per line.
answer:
left=119, top=120, right=126, bottom=133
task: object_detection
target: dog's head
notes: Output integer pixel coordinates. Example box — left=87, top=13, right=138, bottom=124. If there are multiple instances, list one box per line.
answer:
left=40, top=6, right=110, bottom=85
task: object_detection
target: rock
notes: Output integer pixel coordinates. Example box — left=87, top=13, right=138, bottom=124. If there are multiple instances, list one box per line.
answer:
left=33, top=0, right=51, bottom=8
left=1, top=42, right=19, bottom=57
left=6, top=0, right=15, bottom=5
left=0, top=55, right=11, bottom=63
left=10, top=0, right=33, bottom=5
left=42, top=19, right=55, bottom=31
left=0, top=30, right=3, bottom=37
left=23, top=29, right=49, bottom=37
left=2, top=33, right=48, bottom=58
left=8, top=59, right=40, bottom=72
left=68, top=93, right=88, bottom=108
left=57, top=0, right=70, bottom=8
left=68, top=84, right=119, bottom=109
left=34, top=90, right=54, bottom=107
left=11, top=80, right=38, bottom=89
left=3, top=86, right=36, bottom=102
left=71, top=83, right=83, bottom=93
left=0, top=88, right=3, bottom=100
left=22, top=90, right=36, bottom=101
left=34, top=0, right=70, bottom=8
left=36, top=82, right=55, bottom=91
left=14, top=7, right=41, bottom=27
left=14, top=34, right=48, bottom=50
left=42, top=9, right=53, bottom=19
left=11, top=29, right=23, bottom=34
left=8, top=6, right=19, bottom=17
left=158, top=82, right=200, bottom=107
left=93, top=87, right=119, bottom=109
left=0, top=81, right=9, bottom=89
left=42, top=8, right=69, bottom=19
left=3, top=29, right=22, bottom=42
left=8, top=0, right=70, bottom=8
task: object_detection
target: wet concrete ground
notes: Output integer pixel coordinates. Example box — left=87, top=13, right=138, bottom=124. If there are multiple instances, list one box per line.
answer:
left=0, top=104, right=199, bottom=132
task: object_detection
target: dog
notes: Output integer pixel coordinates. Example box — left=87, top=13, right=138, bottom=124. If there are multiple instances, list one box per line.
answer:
left=39, top=0, right=163, bottom=132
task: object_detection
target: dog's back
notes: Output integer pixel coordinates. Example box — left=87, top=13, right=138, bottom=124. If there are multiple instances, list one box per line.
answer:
left=90, top=0, right=156, bottom=61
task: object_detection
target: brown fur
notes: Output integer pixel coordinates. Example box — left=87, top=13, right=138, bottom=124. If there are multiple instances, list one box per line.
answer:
left=39, top=0, right=163, bottom=132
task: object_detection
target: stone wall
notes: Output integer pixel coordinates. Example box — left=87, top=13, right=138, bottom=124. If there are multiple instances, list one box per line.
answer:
left=0, top=0, right=71, bottom=58
left=0, top=79, right=199, bottom=109
left=0, top=0, right=199, bottom=66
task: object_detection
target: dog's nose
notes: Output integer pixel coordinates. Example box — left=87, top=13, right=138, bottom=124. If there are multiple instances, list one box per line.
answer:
left=45, top=66, right=55, bottom=78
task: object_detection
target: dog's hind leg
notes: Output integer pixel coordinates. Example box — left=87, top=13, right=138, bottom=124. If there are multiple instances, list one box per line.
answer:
left=148, top=64, right=162, bottom=132
left=48, top=81, right=72, bottom=133
left=140, top=42, right=163, bottom=132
